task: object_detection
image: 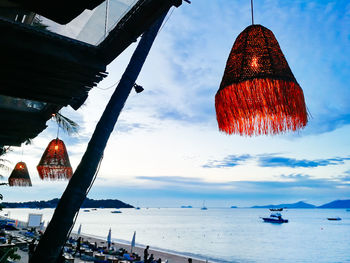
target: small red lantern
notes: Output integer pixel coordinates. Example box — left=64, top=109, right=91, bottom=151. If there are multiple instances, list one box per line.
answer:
left=215, top=24, right=308, bottom=136
left=37, top=138, right=73, bottom=180
left=8, top=162, right=32, bottom=187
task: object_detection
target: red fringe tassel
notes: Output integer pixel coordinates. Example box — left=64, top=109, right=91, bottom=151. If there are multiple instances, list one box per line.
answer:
left=37, top=166, right=73, bottom=180
left=215, top=78, right=308, bottom=136
left=9, top=178, right=32, bottom=187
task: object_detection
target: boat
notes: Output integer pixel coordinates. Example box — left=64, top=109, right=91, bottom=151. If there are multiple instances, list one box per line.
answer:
left=261, top=213, right=288, bottom=223
left=111, top=210, right=122, bottom=214
left=83, top=209, right=90, bottom=212
left=327, top=217, right=341, bottom=221
left=269, top=208, right=283, bottom=211
left=201, top=201, right=208, bottom=210
left=135, top=207, right=140, bottom=210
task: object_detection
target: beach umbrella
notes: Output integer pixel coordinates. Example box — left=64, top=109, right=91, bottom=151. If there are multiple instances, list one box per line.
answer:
left=215, top=24, right=308, bottom=136
left=40, top=221, right=45, bottom=231
left=107, top=228, right=111, bottom=248
left=8, top=162, right=32, bottom=187
left=130, top=231, right=136, bottom=253
left=77, top=224, right=82, bottom=236
left=37, top=138, right=73, bottom=180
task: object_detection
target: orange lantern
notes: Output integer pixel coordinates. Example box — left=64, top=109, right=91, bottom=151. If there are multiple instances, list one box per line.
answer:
left=37, top=138, right=73, bottom=180
left=8, top=162, right=32, bottom=186
left=215, top=24, right=308, bottom=136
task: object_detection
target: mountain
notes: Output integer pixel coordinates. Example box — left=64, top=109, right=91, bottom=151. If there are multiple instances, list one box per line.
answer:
left=318, top=199, right=350, bottom=208
left=2, top=198, right=133, bottom=209
left=252, top=201, right=316, bottom=209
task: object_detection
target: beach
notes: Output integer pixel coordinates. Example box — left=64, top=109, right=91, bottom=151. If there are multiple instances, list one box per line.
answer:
left=1, top=214, right=207, bottom=263
left=14, top=232, right=206, bottom=263
left=73, top=233, right=206, bottom=263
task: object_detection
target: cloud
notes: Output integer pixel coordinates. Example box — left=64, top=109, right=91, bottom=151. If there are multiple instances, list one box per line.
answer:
left=136, top=176, right=228, bottom=189
left=115, top=120, right=149, bottom=133
left=258, top=155, right=350, bottom=168
left=203, top=153, right=350, bottom=169
left=202, top=154, right=252, bottom=168
left=121, top=174, right=350, bottom=206
left=135, top=173, right=350, bottom=191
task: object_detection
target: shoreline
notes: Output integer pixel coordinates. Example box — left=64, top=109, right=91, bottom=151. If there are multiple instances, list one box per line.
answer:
left=75, top=232, right=208, bottom=263
left=1, top=215, right=209, bottom=263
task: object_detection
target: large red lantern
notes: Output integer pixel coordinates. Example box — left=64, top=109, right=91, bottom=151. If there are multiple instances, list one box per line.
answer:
left=37, top=138, right=73, bottom=180
left=8, top=162, right=32, bottom=187
left=215, top=24, right=308, bottom=136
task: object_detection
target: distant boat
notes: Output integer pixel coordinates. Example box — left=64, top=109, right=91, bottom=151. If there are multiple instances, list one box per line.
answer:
left=261, top=213, right=288, bottom=223
left=91, top=208, right=97, bottom=211
left=181, top=205, right=193, bottom=208
left=269, top=208, right=283, bottom=211
left=327, top=217, right=341, bottom=221
left=111, top=210, right=122, bottom=214
left=135, top=207, right=140, bottom=210
left=83, top=209, right=90, bottom=212
left=201, top=201, right=208, bottom=210
left=230, top=206, right=237, bottom=208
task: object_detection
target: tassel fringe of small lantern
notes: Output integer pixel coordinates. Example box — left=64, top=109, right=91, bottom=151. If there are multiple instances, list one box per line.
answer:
left=215, top=78, right=308, bottom=136
left=8, top=178, right=32, bottom=187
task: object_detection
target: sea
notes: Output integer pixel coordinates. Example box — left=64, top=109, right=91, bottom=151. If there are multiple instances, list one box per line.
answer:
left=2, top=208, right=350, bottom=263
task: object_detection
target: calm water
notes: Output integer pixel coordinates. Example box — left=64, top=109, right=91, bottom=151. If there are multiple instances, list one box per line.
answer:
left=2, top=208, right=350, bottom=263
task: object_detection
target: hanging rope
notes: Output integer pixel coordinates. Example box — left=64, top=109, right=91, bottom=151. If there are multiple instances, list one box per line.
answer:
left=97, top=7, right=175, bottom=92
left=97, top=80, right=120, bottom=90
left=104, top=0, right=109, bottom=38
left=158, top=7, right=175, bottom=34
left=251, top=0, right=254, bottom=25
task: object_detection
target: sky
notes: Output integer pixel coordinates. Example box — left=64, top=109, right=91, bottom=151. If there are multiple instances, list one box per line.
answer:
left=2, top=0, right=350, bottom=207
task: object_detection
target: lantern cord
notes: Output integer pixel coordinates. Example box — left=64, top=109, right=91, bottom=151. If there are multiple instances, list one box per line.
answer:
left=104, top=0, right=109, bottom=38
left=97, top=80, right=120, bottom=90
left=62, top=154, right=104, bottom=253
left=158, top=7, right=174, bottom=34
left=251, top=0, right=254, bottom=25
left=96, top=7, right=173, bottom=92
left=56, top=120, right=60, bottom=139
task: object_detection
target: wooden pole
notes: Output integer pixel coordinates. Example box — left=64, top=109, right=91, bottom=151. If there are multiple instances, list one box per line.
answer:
left=30, top=11, right=168, bottom=263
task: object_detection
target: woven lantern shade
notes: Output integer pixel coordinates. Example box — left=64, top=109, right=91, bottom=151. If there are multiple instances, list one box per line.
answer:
left=8, top=162, right=32, bottom=187
left=215, top=24, right=308, bottom=136
left=37, top=138, right=73, bottom=180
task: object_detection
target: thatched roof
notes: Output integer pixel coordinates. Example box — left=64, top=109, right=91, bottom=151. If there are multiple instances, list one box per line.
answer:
left=0, top=0, right=182, bottom=146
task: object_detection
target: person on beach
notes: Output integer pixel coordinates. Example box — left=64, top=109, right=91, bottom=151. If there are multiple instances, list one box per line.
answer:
left=73, top=236, right=82, bottom=257
left=188, top=258, right=193, bottom=263
left=148, top=253, right=154, bottom=263
left=144, top=245, right=149, bottom=262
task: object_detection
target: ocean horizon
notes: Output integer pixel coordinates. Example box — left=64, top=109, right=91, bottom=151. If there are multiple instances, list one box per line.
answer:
left=2, top=207, right=349, bottom=263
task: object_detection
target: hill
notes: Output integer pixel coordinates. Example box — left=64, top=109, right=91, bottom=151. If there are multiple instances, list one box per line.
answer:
left=318, top=199, right=350, bottom=208
left=252, top=201, right=316, bottom=209
left=2, top=198, right=133, bottom=209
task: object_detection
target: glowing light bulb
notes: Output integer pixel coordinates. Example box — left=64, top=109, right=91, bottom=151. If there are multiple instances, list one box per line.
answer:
left=251, top=57, right=258, bottom=68
left=55, top=145, right=59, bottom=150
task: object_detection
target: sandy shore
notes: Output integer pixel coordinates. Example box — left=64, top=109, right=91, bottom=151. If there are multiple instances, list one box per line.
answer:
left=75, top=233, right=207, bottom=263
left=1, top=215, right=208, bottom=263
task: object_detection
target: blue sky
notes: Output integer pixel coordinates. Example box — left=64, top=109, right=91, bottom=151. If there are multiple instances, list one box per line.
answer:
left=2, top=0, right=350, bottom=207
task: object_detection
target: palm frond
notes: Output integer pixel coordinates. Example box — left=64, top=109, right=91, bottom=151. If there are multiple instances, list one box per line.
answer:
left=25, top=139, right=33, bottom=145
left=53, top=113, right=79, bottom=135
left=0, top=146, right=11, bottom=156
